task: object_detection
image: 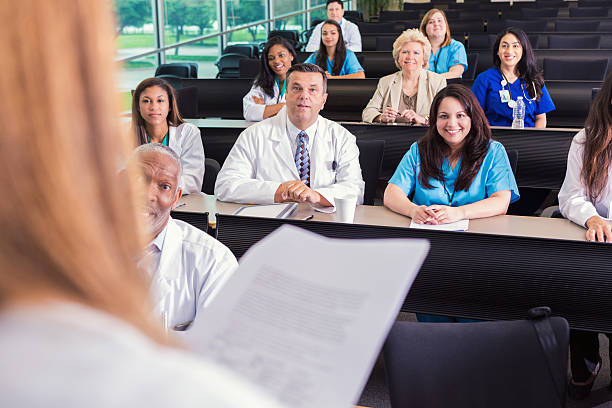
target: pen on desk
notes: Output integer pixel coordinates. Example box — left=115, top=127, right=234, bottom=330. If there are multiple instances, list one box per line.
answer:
left=302, top=215, right=314, bottom=221
left=174, top=203, right=186, bottom=209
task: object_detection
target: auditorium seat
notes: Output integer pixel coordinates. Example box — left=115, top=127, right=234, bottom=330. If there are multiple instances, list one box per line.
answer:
left=521, top=8, right=558, bottom=19
left=215, top=53, right=249, bottom=78
left=547, top=35, right=601, bottom=49
left=569, top=7, right=609, bottom=17
left=155, top=62, right=197, bottom=79
left=175, top=86, right=198, bottom=118
left=379, top=10, right=420, bottom=22
left=376, top=36, right=394, bottom=52
left=222, top=44, right=259, bottom=59
left=343, top=10, right=363, bottom=23
left=464, top=53, right=479, bottom=80
left=555, top=20, right=601, bottom=32
left=268, top=30, right=301, bottom=50
left=357, top=22, right=397, bottom=34
left=504, top=19, right=544, bottom=32
left=543, top=57, right=609, bottom=80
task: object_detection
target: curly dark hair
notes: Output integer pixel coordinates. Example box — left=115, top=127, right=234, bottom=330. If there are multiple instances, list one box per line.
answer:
left=254, top=36, right=297, bottom=98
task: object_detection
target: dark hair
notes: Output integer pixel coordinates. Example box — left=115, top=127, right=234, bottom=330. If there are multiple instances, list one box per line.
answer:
left=254, top=36, right=297, bottom=98
left=315, top=20, right=347, bottom=76
left=286, top=63, right=328, bottom=93
left=418, top=84, right=491, bottom=191
left=326, top=0, right=343, bottom=8
left=493, top=27, right=544, bottom=100
left=132, top=77, right=183, bottom=145
left=581, top=72, right=612, bottom=203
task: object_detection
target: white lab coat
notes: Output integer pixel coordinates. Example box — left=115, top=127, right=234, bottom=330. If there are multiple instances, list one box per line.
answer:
left=169, top=123, right=205, bottom=194
left=243, top=82, right=286, bottom=122
left=0, top=302, right=286, bottom=408
left=150, top=217, right=238, bottom=329
left=215, top=107, right=365, bottom=206
left=306, top=18, right=362, bottom=52
left=559, top=129, right=612, bottom=227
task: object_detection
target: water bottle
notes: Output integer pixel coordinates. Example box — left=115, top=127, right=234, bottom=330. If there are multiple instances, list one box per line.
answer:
left=512, top=96, right=525, bottom=129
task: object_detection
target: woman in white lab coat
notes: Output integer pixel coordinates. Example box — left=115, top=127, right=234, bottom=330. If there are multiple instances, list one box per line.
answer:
left=132, top=77, right=205, bottom=194
left=242, top=36, right=297, bottom=122
left=0, top=2, right=285, bottom=407
left=558, top=72, right=612, bottom=400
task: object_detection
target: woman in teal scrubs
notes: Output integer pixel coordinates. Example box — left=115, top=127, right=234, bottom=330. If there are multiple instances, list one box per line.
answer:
left=384, top=84, right=519, bottom=323
left=304, top=19, right=365, bottom=79
left=420, top=8, right=468, bottom=79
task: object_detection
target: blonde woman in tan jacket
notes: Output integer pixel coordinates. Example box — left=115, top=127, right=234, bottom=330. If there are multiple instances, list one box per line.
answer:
left=362, top=29, right=446, bottom=125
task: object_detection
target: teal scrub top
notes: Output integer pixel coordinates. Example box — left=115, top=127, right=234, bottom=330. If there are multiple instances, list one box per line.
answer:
left=389, top=141, right=520, bottom=206
left=304, top=49, right=364, bottom=75
left=428, top=39, right=468, bottom=76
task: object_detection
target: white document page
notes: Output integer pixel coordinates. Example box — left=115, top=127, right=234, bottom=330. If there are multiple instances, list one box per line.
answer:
left=410, top=218, right=469, bottom=231
left=234, top=203, right=298, bottom=218
left=185, top=225, right=429, bottom=408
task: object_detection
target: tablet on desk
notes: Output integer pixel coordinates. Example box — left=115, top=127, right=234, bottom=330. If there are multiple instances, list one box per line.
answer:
left=233, top=202, right=298, bottom=219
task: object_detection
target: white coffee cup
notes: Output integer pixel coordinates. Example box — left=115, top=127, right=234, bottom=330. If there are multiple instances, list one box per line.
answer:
left=335, top=195, right=357, bottom=223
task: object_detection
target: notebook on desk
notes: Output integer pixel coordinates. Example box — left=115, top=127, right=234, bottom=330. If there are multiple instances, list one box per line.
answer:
left=233, top=202, right=298, bottom=219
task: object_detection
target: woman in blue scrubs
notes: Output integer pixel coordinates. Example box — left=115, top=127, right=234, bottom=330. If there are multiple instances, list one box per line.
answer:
left=304, top=19, right=365, bottom=79
left=420, top=8, right=468, bottom=79
left=472, top=27, right=555, bottom=128
left=384, top=84, right=519, bottom=323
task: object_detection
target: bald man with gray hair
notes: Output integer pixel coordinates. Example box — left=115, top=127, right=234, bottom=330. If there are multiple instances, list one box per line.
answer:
left=134, top=143, right=237, bottom=332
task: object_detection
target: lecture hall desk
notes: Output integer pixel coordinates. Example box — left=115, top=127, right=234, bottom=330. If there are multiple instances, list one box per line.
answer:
left=174, top=193, right=612, bottom=333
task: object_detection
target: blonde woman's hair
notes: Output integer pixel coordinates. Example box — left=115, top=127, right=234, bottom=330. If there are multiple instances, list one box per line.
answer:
left=392, top=28, right=432, bottom=70
left=0, top=0, right=168, bottom=344
left=420, top=9, right=452, bottom=48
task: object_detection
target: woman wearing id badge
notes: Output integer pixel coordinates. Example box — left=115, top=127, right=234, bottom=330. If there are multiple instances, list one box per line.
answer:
left=471, top=27, right=555, bottom=128
left=243, top=36, right=296, bottom=122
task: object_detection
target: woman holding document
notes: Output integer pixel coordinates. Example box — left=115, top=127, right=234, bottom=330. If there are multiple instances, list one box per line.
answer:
left=384, top=84, right=519, bottom=226
left=0, top=1, right=284, bottom=407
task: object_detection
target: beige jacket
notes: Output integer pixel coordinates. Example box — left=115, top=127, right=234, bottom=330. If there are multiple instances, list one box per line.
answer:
left=361, top=70, right=447, bottom=123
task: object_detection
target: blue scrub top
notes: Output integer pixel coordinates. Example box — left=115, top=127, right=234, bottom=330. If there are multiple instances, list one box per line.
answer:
left=428, top=39, right=468, bottom=76
left=472, top=68, right=555, bottom=127
left=389, top=141, right=520, bottom=206
left=304, top=49, right=364, bottom=76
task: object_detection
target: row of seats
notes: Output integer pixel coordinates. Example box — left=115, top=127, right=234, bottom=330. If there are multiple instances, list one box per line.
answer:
left=381, top=6, right=608, bottom=21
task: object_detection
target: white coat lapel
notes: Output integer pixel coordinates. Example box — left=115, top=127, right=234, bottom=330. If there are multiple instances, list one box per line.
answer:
left=309, top=116, right=330, bottom=187
left=269, top=109, right=300, bottom=178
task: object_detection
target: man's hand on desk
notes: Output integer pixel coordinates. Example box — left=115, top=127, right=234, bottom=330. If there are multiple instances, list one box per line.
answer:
left=274, top=180, right=332, bottom=206
left=585, top=215, right=612, bottom=242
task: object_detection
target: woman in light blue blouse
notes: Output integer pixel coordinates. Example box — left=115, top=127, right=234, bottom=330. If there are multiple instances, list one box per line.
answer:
left=304, top=19, right=365, bottom=79
left=420, top=9, right=467, bottom=79
left=384, top=84, right=519, bottom=226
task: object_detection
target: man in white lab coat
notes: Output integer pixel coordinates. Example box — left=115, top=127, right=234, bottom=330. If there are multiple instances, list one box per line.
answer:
left=135, top=143, right=238, bottom=331
left=305, top=0, right=362, bottom=52
left=215, top=63, right=364, bottom=207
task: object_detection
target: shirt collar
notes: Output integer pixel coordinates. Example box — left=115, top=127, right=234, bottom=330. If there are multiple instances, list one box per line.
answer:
left=286, top=115, right=319, bottom=144
left=149, top=217, right=170, bottom=252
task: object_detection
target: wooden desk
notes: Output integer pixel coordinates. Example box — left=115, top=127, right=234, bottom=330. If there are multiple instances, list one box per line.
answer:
left=175, top=195, right=612, bottom=333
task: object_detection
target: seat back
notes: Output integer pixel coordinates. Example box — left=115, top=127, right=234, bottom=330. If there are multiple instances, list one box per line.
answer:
left=239, top=58, right=260, bottom=78
left=175, top=86, right=198, bottom=118
left=375, top=36, right=395, bottom=51
left=357, top=22, right=397, bottom=34
left=223, top=44, right=258, bottom=59
left=547, top=34, right=601, bottom=49
left=555, top=20, right=601, bottom=32
left=379, top=10, right=419, bottom=22
left=268, top=30, right=300, bottom=50
left=344, top=10, right=364, bottom=23
left=384, top=315, right=569, bottom=408
left=507, top=149, right=518, bottom=177
left=543, top=57, right=609, bottom=80
left=155, top=62, right=197, bottom=79
left=569, top=7, right=609, bottom=17
left=203, top=158, right=221, bottom=195
left=355, top=139, right=384, bottom=205
left=521, top=8, right=558, bottom=19
left=463, top=53, right=479, bottom=80
left=504, top=19, right=543, bottom=32
left=215, top=53, right=250, bottom=78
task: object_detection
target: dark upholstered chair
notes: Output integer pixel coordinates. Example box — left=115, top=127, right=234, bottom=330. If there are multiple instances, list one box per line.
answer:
left=203, top=158, right=221, bottom=196
left=504, top=19, right=543, bottom=32
left=268, top=30, right=300, bottom=50
left=521, top=7, right=558, bottom=19
left=463, top=53, right=479, bottom=80
left=543, top=57, right=608, bottom=80
left=507, top=149, right=518, bottom=178
left=344, top=10, right=364, bottom=23
left=239, top=58, right=259, bottom=79
left=215, top=53, right=250, bottom=79
left=175, top=86, right=198, bottom=118
left=384, top=312, right=569, bottom=408
left=569, top=7, right=609, bottom=17
left=155, top=62, right=198, bottom=79
left=222, top=44, right=259, bottom=59
left=548, top=35, right=601, bottom=49
left=379, top=10, right=419, bottom=21
left=555, top=20, right=601, bottom=31
left=375, top=36, right=394, bottom=51
left=355, top=139, right=384, bottom=206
